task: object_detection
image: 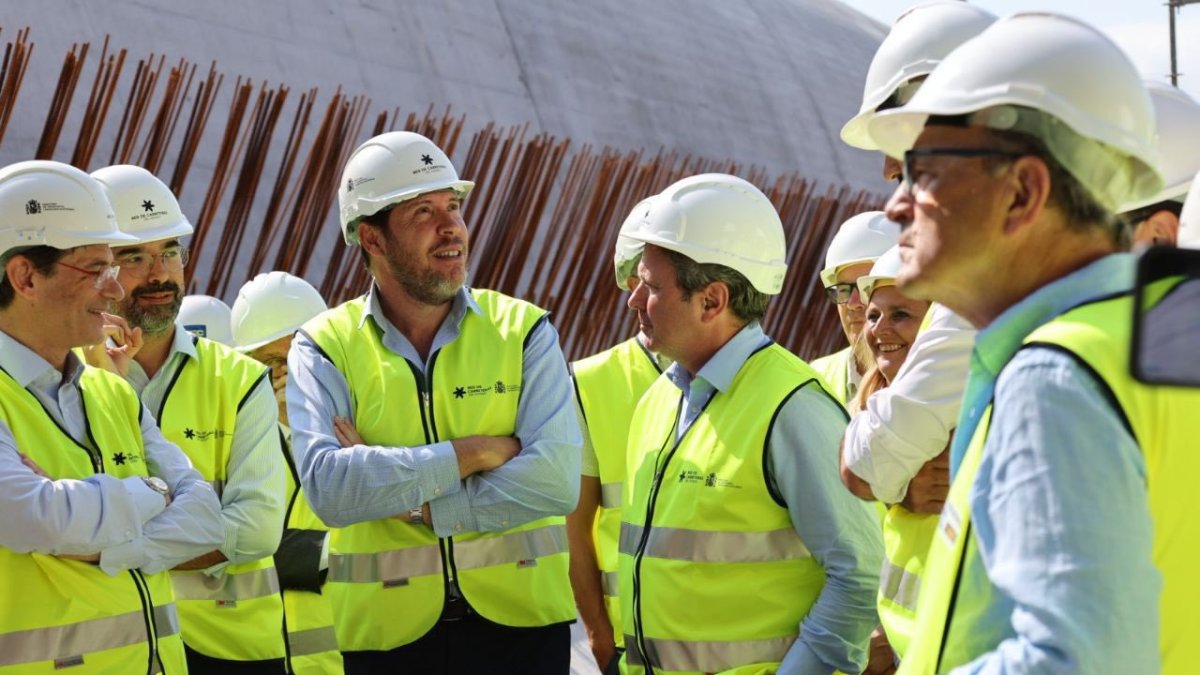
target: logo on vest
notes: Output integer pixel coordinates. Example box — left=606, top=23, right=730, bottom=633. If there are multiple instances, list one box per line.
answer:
left=451, top=381, right=521, bottom=399
left=182, top=427, right=230, bottom=441
left=110, top=451, right=142, bottom=467
left=677, top=469, right=741, bottom=489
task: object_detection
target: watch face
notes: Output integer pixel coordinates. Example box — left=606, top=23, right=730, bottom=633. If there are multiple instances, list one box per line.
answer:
left=145, top=476, right=169, bottom=494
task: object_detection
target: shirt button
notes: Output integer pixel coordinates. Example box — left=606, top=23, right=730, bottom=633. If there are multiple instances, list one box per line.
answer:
left=501, top=520, right=509, bottom=526
left=455, top=522, right=463, bottom=532
left=433, top=486, right=441, bottom=495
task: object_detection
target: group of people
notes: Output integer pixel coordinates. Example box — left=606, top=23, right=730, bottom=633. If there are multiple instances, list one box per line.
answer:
left=1, top=2, right=1198, bottom=674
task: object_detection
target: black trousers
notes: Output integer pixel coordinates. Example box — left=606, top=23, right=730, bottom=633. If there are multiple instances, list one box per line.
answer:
left=183, top=643, right=288, bottom=675
left=342, top=615, right=571, bottom=674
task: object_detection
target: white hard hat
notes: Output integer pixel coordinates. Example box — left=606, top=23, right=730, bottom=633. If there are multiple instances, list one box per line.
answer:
left=90, top=165, right=193, bottom=243
left=1122, top=81, right=1200, bottom=212
left=857, top=245, right=904, bottom=300
left=621, top=174, right=788, bottom=294
left=867, top=13, right=1163, bottom=213
left=820, top=211, right=901, bottom=287
left=613, top=195, right=658, bottom=290
left=1178, top=169, right=1200, bottom=249
left=841, top=1, right=996, bottom=150
left=179, top=295, right=233, bottom=346
left=337, top=131, right=475, bottom=245
left=0, top=160, right=134, bottom=258
left=231, top=271, right=328, bottom=352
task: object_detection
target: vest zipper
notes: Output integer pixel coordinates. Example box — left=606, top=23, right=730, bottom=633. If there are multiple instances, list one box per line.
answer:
left=408, top=354, right=464, bottom=603
left=128, top=569, right=161, bottom=674
left=630, top=396, right=687, bottom=675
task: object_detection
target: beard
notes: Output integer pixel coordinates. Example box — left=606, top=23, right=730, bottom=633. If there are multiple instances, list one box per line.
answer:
left=381, top=237, right=467, bottom=306
left=117, top=280, right=183, bottom=335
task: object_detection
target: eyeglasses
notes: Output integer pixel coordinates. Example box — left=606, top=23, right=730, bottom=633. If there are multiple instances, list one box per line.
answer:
left=57, top=261, right=122, bottom=289
left=824, top=282, right=856, bottom=305
left=115, top=247, right=189, bottom=274
left=901, top=147, right=1023, bottom=196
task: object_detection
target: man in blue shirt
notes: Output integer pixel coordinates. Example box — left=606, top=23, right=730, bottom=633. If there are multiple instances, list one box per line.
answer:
left=863, top=13, right=1173, bottom=674
left=287, top=131, right=581, bottom=674
left=617, top=173, right=882, bottom=675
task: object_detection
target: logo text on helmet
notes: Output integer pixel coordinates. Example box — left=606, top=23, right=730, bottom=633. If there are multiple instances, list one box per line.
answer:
left=23, top=200, right=74, bottom=215
left=411, top=156, right=449, bottom=177
left=346, top=177, right=375, bottom=193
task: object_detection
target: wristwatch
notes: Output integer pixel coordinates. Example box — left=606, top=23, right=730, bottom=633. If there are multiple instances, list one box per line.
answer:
left=141, top=476, right=170, bottom=498
left=408, top=507, right=424, bottom=524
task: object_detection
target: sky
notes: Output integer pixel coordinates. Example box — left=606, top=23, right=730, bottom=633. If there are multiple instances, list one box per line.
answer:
left=839, top=0, right=1200, bottom=100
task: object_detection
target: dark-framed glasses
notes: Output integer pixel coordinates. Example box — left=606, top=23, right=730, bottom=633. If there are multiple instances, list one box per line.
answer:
left=824, top=282, right=856, bottom=305
left=902, top=147, right=1023, bottom=195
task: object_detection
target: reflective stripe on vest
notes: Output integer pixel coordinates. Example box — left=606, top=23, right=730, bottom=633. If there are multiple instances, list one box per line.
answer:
left=155, top=336, right=287, bottom=662
left=600, top=481, right=622, bottom=509
left=171, top=567, right=281, bottom=602
left=305, top=290, right=574, bottom=652
left=620, top=343, right=830, bottom=674
left=619, top=523, right=811, bottom=563
left=287, top=625, right=339, bottom=658
left=622, top=634, right=796, bottom=673
left=573, top=337, right=663, bottom=652
left=0, top=604, right=179, bottom=668
left=0, top=366, right=186, bottom=674
left=877, top=505, right=938, bottom=658
left=327, top=544, right=443, bottom=584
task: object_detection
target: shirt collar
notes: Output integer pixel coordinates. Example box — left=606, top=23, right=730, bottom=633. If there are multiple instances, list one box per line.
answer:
left=170, top=323, right=199, bottom=360
left=665, top=321, right=771, bottom=394
left=359, top=284, right=481, bottom=332
left=0, top=327, right=85, bottom=387
left=974, top=253, right=1135, bottom=378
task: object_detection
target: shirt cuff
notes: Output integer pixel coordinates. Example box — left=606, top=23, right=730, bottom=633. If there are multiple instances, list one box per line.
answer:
left=778, top=639, right=835, bottom=675
left=429, top=489, right=475, bottom=537
left=98, top=537, right=146, bottom=576
left=423, top=440, right=463, bottom=502
left=122, top=476, right=167, bottom=525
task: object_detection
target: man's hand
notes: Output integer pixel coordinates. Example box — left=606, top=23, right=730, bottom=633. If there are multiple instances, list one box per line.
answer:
left=862, top=626, right=897, bottom=675
left=900, top=448, right=950, bottom=515
left=333, top=416, right=364, bottom=447
left=80, top=313, right=143, bottom=377
left=587, top=624, right=617, bottom=674
left=19, top=452, right=49, bottom=478
left=452, top=436, right=521, bottom=478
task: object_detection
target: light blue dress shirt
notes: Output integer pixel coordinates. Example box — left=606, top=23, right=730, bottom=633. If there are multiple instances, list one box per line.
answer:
left=125, top=325, right=285, bottom=573
left=287, top=285, right=582, bottom=537
left=946, top=253, right=1160, bottom=673
left=0, top=328, right=223, bottom=575
left=664, top=322, right=883, bottom=675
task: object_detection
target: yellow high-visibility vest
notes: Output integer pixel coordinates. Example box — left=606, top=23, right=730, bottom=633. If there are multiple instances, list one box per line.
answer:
left=619, top=343, right=831, bottom=675
left=277, top=427, right=342, bottom=674
left=572, top=336, right=663, bottom=649
left=811, top=345, right=853, bottom=405
left=0, top=365, right=186, bottom=674
left=155, top=337, right=288, bottom=663
left=899, top=287, right=1199, bottom=674
left=304, top=290, right=576, bottom=652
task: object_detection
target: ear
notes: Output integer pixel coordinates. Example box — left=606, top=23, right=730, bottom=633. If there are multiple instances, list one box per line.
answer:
left=357, top=222, right=387, bottom=260
left=1134, top=210, right=1180, bottom=246
left=699, top=281, right=729, bottom=322
left=1002, top=155, right=1052, bottom=235
left=5, top=255, right=39, bottom=302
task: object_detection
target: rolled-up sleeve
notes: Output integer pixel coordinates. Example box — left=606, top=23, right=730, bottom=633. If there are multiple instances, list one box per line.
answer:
left=287, top=332, right=464, bottom=528
left=205, top=375, right=286, bottom=571
left=843, top=304, right=974, bottom=504
left=771, top=384, right=883, bottom=675
left=429, top=319, right=582, bottom=536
